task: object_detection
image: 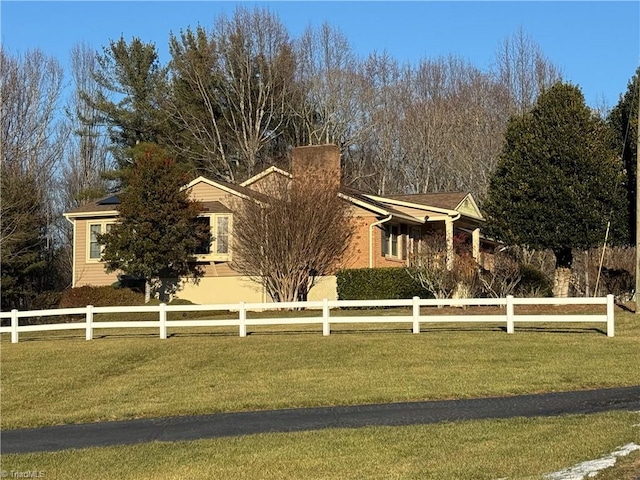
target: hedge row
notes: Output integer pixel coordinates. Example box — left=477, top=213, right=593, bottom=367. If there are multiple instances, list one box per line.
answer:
left=336, top=267, right=426, bottom=300
left=59, top=285, right=145, bottom=308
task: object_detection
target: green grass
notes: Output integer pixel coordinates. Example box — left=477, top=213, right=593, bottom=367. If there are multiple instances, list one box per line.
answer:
left=1, top=308, right=638, bottom=430
left=2, top=411, right=639, bottom=479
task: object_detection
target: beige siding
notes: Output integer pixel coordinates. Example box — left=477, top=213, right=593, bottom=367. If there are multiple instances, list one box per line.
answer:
left=246, top=171, right=290, bottom=194
left=457, top=196, right=481, bottom=217
left=73, top=218, right=119, bottom=287
left=187, top=182, right=234, bottom=204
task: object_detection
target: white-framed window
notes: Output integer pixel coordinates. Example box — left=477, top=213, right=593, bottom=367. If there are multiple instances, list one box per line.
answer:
left=87, top=220, right=114, bottom=262
left=194, top=214, right=232, bottom=261
left=381, top=224, right=401, bottom=259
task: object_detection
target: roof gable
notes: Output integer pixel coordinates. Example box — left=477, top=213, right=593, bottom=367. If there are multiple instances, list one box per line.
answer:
left=240, top=166, right=292, bottom=187
left=455, top=195, right=483, bottom=219
left=183, top=176, right=269, bottom=203
left=375, top=192, right=484, bottom=220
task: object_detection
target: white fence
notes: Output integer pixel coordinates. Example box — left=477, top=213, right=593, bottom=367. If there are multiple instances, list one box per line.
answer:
left=0, top=295, right=615, bottom=344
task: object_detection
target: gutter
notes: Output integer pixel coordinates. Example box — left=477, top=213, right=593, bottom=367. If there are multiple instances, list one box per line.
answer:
left=369, top=215, right=393, bottom=268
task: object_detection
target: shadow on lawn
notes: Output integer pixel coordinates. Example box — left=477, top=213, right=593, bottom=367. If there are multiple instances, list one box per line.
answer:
left=4, top=322, right=608, bottom=343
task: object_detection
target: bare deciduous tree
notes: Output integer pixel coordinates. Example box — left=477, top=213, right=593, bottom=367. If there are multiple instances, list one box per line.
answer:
left=232, top=175, right=354, bottom=302
left=479, top=249, right=522, bottom=298
left=0, top=47, right=67, bottom=308
left=294, top=22, right=363, bottom=148
left=407, top=232, right=480, bottom=299
left=492, top=27, right=562, bottom=115
left=62, top=42, right=113, bottom=208
left=168, top=7, right=295, bottom=182
left=356, top=52, right=407, bottom=195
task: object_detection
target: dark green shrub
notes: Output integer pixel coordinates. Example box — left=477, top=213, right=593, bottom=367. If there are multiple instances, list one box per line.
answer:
left=516, top=264, right=553, bottom=297
left=600, top=267, right=634, bottom=297
left=337, top=268, right=425, bottom=300
left=112, top=275, right=146, bottom=293
left=31, top=291, right=63, bottom=310
left=59, top=286, right=145, bottom=308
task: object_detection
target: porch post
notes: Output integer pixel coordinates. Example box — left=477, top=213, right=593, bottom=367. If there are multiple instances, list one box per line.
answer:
left=472, top=228, right=480, bottom=261
left=445, top=218, right=454, bottom=271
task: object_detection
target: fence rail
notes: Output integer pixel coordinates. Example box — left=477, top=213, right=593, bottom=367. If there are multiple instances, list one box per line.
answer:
left=0, top=295, right=615, bottom=343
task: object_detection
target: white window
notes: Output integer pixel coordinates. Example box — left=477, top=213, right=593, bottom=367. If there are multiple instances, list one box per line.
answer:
left=382, top=224, right=401, bottom=259
left=87, top=221, right=114, bottom=261
left=194, top=214, right=231, bottom=261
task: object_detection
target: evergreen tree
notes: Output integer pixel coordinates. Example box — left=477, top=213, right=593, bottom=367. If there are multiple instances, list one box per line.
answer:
left=99, top=143, right=211, bottom=301
left=607, top=66, right=638, bottom=245
left=484, top=82, right=628, bottom=297
left=87, top=37, right=168, bottom=168
left=0, top=174, right=48, bottom=310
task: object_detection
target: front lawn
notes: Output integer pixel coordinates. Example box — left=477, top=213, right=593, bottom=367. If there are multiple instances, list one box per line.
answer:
left=1, top=308, right=638, bottom=430
left=2, top=411, right=639, bottom=479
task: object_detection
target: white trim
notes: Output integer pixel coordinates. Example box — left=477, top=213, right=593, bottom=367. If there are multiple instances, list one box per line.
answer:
left=369, top=215, right=392, bottom=268
left=454, top=194, right=485, bottom=221
left=382, top=224, right=403, bottom=260
left=182, top=176, right=252, bottom=201
left=338, top=192, right=421, bottom=224
left=193, top=213, right=232, bottom=262
left=240, top=166, right=292, bottom=187
left=72, top=220, right=77, bottom=286
left=425, top=214, right=450, bottom=222
left=86, top=220, right=116, bottom=263
left=63, top=211, right=119, bottom=220
left=364, top=194, right=460, bottom=217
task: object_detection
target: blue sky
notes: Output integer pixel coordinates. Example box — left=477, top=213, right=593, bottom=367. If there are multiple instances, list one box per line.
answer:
left=1, top=1, right=639, bottom=109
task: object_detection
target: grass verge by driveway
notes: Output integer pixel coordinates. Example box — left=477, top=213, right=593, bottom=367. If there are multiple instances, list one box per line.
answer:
left=1, top=411, right=639, bottom=479
left=1, top=308, right=638, bottom=430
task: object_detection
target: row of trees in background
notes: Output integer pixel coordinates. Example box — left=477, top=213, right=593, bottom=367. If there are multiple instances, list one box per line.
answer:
left=1, top=5, right=638, bottom=309
left=84, top=7, right=564, bottom=197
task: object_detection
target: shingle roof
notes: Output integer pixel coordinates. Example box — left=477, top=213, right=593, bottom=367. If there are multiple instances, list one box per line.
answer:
left=384, top=192, right=468, bottom=211
left=339, top=187, right=421, bottom=220
left=64, top=194, right=121, bottom=216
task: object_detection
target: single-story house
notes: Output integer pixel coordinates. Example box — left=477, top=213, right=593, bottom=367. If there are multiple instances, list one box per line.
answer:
left=63, top=145, right=492, bottom=303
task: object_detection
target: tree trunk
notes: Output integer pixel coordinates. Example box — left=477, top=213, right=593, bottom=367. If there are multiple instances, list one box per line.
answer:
left=553, top=267, right=571, bottom=298
left=145, top=280, right=151, bottom=304
left=552, top=247, right=573, bottom=298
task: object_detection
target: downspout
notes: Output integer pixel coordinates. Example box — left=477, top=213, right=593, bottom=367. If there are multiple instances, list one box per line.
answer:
left=369, top=215, right=393, bottom=268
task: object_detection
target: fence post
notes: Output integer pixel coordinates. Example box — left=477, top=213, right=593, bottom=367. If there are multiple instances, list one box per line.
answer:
left=506, top=295, right=515, bottom=334
left=159, top=303, right=167, bottom=339
left=11, top=309, right=18, bottom=344
left=412, top=296, right=420, bottom=334
left=322, top=298, right=330, bottom=336
left=239, top=302, right=247, bottom=337
left=606, top=294, right=614, bottom=337
left=86, top=305, right=94, bottom=341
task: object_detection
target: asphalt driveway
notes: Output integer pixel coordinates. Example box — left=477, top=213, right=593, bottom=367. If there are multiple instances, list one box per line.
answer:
left=2, top=385, right=639, bottom=454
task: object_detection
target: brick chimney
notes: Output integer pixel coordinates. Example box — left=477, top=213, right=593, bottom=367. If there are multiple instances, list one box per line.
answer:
left=291, top=145, right=341, bottom=187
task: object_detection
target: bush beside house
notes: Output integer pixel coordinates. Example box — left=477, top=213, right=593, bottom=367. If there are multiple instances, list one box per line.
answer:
left=337, top=268, right=425, bottom=300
